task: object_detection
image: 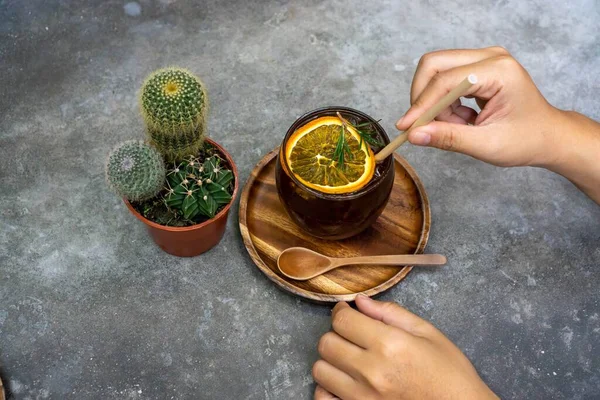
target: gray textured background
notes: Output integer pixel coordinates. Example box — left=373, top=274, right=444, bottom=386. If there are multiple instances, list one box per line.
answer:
left=1, top=0, right=599, bottom=398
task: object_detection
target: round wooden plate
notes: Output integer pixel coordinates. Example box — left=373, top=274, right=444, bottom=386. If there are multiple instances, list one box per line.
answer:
left=239, top=148, right=431, bottom=303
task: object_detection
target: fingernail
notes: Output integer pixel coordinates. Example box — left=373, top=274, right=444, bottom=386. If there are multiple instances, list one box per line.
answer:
left=410, top=130, right=431, bottom=146
left=395, top=116, right=405, bottom=129
left=356, top=294, right=370, bottom=302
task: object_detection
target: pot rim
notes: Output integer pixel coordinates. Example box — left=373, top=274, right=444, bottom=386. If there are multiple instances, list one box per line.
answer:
left=124, top=137, right=239, bottom=232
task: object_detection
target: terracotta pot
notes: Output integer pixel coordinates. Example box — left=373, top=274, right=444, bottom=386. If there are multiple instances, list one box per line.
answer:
left=124, top=138, right=239, bottom=257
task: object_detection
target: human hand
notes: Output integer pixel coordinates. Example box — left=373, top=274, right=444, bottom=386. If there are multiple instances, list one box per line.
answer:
left=312, top=295, right=498, bottom=400
left=396, top=46, right=564, bottom=168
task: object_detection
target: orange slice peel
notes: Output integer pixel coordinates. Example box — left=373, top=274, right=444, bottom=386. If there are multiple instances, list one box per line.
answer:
left=285, top=116, right=375, bottom=194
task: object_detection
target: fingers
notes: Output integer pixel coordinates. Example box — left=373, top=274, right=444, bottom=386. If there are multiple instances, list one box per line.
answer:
left=434, top=99, right=467, bottom=125
left=407, top=120, right=496, bottom=158
left=318, top=331, right=365, bottom=379
left=331, top=302, right=393, bottom=349
left=355, top=295, right=434, bottom=337
left=312, top=360, right=362, bottom=400
left=314, top=385, right=339, bottom=400
left=454, top=105, right=478, bottom=124
left=397, top=54, right=516, bottom=131
left=410, top=46, right=509, bottom=107
left=436, top=102, right=474, bottom=125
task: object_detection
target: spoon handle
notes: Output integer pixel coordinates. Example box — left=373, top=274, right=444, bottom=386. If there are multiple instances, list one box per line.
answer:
left=331, top=254, right=447, bottom=267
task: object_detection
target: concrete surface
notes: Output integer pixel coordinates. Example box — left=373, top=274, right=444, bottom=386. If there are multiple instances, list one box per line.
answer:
left=1, top=0, right=599, bottom=398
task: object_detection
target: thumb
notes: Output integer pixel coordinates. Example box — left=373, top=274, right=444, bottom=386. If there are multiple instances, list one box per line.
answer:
left=355, top=295, right=432, bottom=336
left=408, top=120, right=485, bottom=156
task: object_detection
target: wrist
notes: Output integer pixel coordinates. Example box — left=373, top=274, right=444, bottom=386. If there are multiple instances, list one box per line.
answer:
left=530, top=107, right=572, bottom=170
left=548, top=110, right=599, bottom=171
left=523, top=105, right=570, bottom=170
left=544, top=109, right=600, bottom=202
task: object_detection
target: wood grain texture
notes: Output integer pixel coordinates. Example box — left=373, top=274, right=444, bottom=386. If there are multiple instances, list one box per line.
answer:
left=239, top=148, right=431, bottom=303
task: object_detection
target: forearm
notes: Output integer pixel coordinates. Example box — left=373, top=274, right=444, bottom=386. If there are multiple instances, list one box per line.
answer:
left=546, top=110, right=600, bottom=204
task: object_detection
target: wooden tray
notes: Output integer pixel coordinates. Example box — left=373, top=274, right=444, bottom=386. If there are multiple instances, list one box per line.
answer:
left=239, top=148, right=431, bottom=303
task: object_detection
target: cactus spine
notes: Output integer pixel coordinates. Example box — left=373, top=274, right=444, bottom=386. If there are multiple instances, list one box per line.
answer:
left=140, top=67, right=208, bottom=161
left=105, top=140, right=166, bottom=201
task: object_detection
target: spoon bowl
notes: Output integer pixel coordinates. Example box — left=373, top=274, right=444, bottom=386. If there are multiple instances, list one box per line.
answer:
left=277, top=247, right=447, bottom=281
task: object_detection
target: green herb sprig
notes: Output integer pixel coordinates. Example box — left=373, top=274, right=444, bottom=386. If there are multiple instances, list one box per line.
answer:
left=354, top=120, right=385, bottom=150
left=333, top=115, right=353, bottom=169
left=333, top=112, right=385, bottom=168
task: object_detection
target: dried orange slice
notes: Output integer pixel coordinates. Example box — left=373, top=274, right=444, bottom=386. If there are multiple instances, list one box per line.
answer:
left=285, top=116, right=375, bottom=194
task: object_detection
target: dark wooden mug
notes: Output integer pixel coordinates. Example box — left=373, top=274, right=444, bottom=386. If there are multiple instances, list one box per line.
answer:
left=276, top=106, right=395, bottom=240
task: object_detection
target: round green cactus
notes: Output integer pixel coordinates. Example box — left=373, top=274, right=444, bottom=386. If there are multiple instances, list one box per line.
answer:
left=140, top=67, right=208, bottom=161
left=105, top=140, right=166, bottom=201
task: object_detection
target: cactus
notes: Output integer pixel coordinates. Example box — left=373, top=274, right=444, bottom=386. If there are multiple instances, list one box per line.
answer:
left=105, top=140, right=166, bottom=201
left=164, top=155, right=233, bottom=220
left=140, top=67, right=208, bottom=161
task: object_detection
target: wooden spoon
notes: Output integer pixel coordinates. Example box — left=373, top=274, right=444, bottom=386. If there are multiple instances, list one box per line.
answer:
left=277, top=247, right=447, bottom=281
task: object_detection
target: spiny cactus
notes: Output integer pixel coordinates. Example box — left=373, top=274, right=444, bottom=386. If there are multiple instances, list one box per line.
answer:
left=164, top=155, right=233, bottom=220
left=140, top=67, right=208, bottom=161
left=106, top=140, right=166, bottom=201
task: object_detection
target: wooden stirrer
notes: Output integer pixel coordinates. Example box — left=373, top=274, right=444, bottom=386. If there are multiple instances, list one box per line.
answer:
left=374, top=74, right=478, bottom=163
